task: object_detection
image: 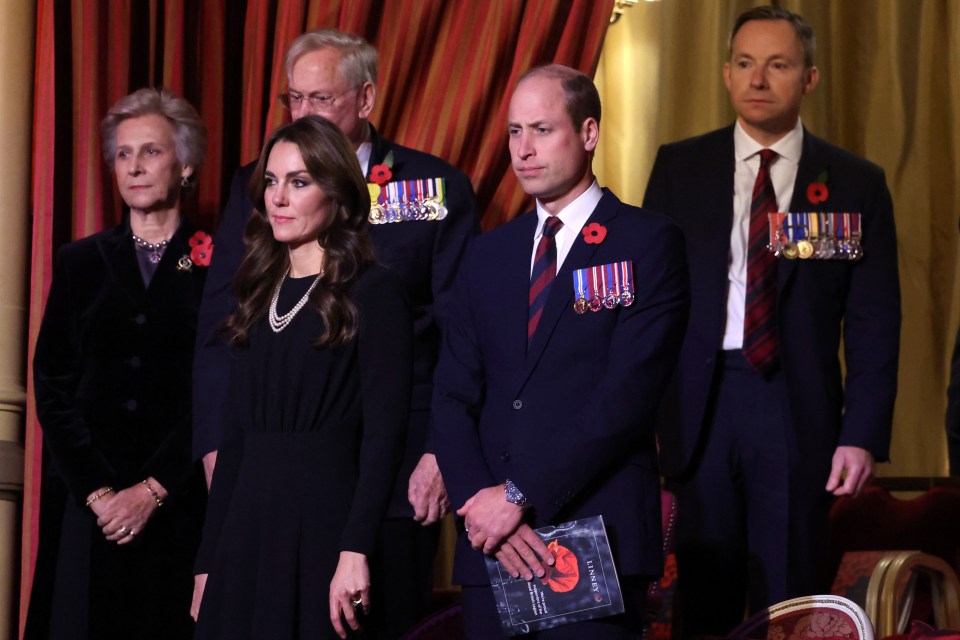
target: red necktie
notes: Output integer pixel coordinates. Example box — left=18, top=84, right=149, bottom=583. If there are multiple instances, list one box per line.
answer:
left=743, top=149, right=779, bottom=376
left=528, top=215, right=564, bottom=341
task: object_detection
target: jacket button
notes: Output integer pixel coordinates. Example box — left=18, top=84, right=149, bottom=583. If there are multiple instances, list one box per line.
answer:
left=500, top=452, right=510, bottom=462
left=512, top=400, right=522, bottom=410
left=125, top=399, right=138, bottom=411
left=129, top=356, right=142, bottom=368
left=134, top=314, right=146, bottom=325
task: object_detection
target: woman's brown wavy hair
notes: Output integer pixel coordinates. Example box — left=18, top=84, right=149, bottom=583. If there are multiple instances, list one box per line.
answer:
left=222, top=115, right=376, bottom=348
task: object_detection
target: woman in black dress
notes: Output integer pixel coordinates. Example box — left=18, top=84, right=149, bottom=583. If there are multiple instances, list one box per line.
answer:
left=26, top=87, right=209, bottom=639
left=192, top=115, right=412, bottom=639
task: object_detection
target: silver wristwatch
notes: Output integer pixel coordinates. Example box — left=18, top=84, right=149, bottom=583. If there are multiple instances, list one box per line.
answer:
left=504, top=479, right=529, bottom=509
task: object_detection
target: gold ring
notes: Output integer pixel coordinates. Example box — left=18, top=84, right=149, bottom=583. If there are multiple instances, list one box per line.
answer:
left=118, top=526, right=128, bottom=534
left=351, top=597, right=362, bottom=607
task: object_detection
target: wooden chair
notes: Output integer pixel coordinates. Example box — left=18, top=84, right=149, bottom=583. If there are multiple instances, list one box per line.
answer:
left=728, top=595, right=875, bottom=640
left=864, top=551, right=960, bottom=638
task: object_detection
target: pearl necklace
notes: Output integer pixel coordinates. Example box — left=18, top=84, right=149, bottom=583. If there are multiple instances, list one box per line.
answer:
left=268, top=268, right=323, bottom=333
left=132, top=234, right=170, bottom=264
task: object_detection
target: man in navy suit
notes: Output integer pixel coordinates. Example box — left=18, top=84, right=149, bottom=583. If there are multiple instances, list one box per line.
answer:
left=191, top=28, right=478, bottom=637
left=433, top=64, right=689, bottom=638
left=643, top=6, right=901, bottom=637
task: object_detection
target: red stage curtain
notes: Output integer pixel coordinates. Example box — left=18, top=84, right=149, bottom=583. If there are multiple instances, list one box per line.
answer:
left=21, top=0, right=613, bottom=632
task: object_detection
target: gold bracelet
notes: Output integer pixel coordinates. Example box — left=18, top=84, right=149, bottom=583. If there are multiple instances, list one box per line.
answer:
left=141, top=479, right=164, bottom=507
left=85, top=487, right=113, bottom=507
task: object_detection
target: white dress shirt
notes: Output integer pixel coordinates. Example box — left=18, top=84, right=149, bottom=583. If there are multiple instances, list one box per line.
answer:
left=530, top=181, right=603, bottom=275
left=356, top=140, right=373, bottom=177
left=722, top=119, right=803, bottom=349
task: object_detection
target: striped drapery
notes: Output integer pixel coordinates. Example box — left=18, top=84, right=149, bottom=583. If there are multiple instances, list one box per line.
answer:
left=22, top=0, right=613, bottom=632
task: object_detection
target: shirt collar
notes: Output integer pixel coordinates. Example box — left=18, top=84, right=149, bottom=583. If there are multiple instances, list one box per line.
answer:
left=733, top=118, right=804, bottom=165
left=535, top=181, right=603, bottom=235
left=355, top=141, right=373, bottom=177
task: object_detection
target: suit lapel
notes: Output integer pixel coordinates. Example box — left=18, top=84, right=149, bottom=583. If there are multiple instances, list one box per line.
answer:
left=523, top=190, right=619, bottom=377
left=368, top=125, right=392, bottom=175
left=705, top=128, right=738, bottom=242
left=98, top=223, right=146, bottom=303
left=503, top=213, right=539, bottom=361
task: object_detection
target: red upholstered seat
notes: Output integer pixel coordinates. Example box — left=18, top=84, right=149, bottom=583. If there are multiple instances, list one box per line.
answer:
left=829, top=485, right=960, bottom=580
left=727, top=595, right=875, bottom=640
left=828, top=483, right=960, bottom=635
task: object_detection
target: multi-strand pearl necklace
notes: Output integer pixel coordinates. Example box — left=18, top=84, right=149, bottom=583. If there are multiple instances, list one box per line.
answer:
left=268, top=268, right=324, bottom=333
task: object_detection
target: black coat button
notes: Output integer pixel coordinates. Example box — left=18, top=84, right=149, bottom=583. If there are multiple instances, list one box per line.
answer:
left=129, top=356, right=142, bottom=368
left=500, top=452, right=510, bottom=462
left=125, top=399, right=138, bottom=411
left=512, top=400, right=522, bottom=410
left=134, top=314, right=146, bottom=325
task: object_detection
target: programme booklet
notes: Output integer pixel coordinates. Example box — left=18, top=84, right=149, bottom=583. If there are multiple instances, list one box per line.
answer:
left=485, top=515, right=624, bottom=636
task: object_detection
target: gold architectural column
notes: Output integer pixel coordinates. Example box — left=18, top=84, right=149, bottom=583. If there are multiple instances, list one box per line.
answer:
left=0, top=1, right=35, bottom=638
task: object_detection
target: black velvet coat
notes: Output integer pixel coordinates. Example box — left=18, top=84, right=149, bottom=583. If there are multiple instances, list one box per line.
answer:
left=25, top=219, right=207, bottom=640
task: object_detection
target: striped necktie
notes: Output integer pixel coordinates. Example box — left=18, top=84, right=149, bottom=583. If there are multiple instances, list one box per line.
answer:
left=528, top=215, right=564, bottom=342
left=743, top=149, right=780, bottom=376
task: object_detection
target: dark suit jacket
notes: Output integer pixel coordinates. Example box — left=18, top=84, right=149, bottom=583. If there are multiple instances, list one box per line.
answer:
left=192, top=125, right=478, bottom=516
left=644, top=125, right=901, bottom=480
left=432, top=189, right=690, bottom=585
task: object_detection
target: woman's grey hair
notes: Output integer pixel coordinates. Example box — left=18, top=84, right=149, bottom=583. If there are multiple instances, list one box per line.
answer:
left=283, top=29, right=378, bottom=88
left=100, top=87, right=207, bottom=182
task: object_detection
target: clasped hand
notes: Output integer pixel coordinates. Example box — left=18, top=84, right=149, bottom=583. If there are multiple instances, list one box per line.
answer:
left=457, top=485, right=554, bottom=581
left=90, top=484, right=159, bottom=545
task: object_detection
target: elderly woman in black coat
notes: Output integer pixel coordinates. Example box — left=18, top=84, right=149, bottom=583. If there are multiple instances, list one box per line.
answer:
left=25, top=87, right=209, bottom=640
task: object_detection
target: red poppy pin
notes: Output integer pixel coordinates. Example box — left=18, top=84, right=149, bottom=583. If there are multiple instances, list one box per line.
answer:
left=178, top=231, right=214, bottom=271
left=368, top=150, right=396, bottom=186
left=369, top=163, right=392, bottom=186
left=806, top=170, right=830, bottom=205
left=582, top=222, right=607, bottom=245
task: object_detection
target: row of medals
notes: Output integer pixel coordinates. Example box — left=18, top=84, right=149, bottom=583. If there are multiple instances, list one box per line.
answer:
left=573, top=263, right=636, bottom=314
left=769, top=231, right=864, bottom=261
left=369, top=197, right=448, bottom=225
left=574, top=288, right=635, bottom=314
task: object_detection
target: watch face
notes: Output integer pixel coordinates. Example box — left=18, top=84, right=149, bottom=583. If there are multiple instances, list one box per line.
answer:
left=505, top=480, right=527, bottom=508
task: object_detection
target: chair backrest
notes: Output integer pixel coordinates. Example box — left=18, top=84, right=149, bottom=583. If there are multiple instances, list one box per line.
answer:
left=728, top=595, right=875, bottom=640
left=865, top=551, right=960, bottom=638
left=829, top=485, right=960, bottom=579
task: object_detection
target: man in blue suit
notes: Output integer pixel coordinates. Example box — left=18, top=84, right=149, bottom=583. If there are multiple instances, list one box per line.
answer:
left=643, top=6, right=901, bottom=637
left=433, top=64, right=689, bottom=638
left=191, top=29, right=478, bottom=637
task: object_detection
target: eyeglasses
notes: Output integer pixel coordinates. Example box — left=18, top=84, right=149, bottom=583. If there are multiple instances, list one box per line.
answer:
left=278, top=86, right=358, bottom=110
